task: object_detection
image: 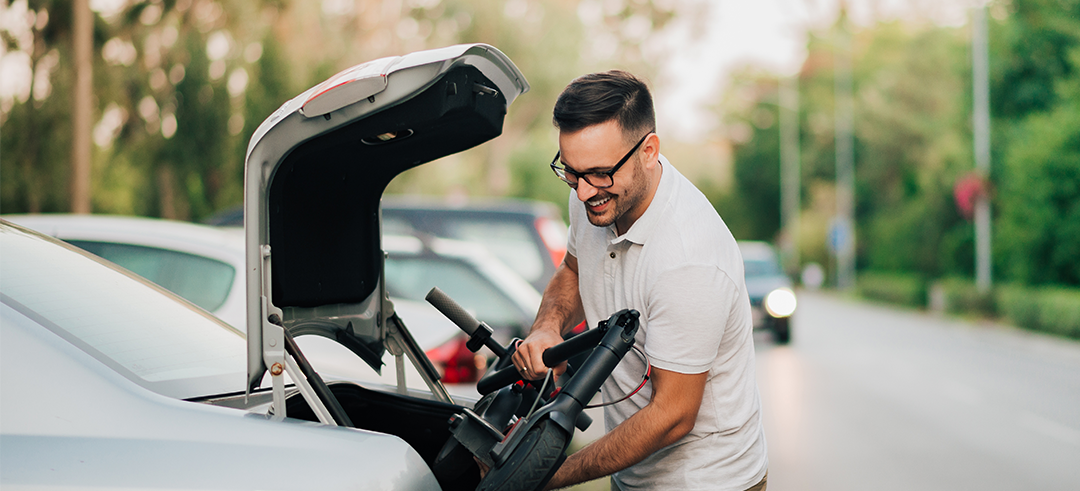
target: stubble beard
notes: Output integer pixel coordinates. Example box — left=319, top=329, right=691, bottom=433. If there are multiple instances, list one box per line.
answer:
left=585, top=158, right=648, bottom=230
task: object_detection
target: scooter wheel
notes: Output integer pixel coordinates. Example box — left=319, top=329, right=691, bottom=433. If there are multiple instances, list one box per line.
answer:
left=477, top=419, right=568, bottom=491
left=432, top=438, right=474, bottom=484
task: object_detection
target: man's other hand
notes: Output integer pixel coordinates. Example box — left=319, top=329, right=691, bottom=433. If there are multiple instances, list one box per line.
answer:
left=512, top=328, right=566, bottom=380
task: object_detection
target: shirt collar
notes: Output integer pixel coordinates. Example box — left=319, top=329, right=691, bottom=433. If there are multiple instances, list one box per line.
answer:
left=610, top=154, right=674, bottom=246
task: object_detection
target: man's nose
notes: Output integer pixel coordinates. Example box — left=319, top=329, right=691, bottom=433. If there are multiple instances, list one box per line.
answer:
left=575, top=179, right=599, bottom=202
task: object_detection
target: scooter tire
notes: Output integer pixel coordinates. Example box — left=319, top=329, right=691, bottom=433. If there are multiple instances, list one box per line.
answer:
left=477, top=419, right=569, bottom=491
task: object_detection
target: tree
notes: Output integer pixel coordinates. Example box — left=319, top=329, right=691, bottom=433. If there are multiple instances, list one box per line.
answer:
left=995, top=47, right=1080, bottom=286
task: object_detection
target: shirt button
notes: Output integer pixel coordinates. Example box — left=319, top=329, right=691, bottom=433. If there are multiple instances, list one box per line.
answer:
left=610, top=252, right=616, bottom=259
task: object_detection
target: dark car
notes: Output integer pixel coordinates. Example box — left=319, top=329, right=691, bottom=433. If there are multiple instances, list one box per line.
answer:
left=739, top=241, right=797, bottom=344
left=381, top=196, right=567, bottom=292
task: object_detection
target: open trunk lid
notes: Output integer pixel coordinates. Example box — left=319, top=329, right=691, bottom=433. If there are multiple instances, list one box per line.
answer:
left=243, top=44, right=528, bottom=399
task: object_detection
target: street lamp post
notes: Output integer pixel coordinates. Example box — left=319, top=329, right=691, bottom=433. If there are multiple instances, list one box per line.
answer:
left=973, top=4, right=993, bottom=293
left=834, top=13, right=856, bottom=291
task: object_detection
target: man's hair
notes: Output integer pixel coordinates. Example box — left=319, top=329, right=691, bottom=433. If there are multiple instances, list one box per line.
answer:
left=552, top=70, right=656, bottom=139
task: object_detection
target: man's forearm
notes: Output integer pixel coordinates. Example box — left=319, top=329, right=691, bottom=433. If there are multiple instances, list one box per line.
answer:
left=544, top=368, right=707, bottom=490
left=544, top=400, right=685, bottom=489
left=532, top=255, right=585, bottom=336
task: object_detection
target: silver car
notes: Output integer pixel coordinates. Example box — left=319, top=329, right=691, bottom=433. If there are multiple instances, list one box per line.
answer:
left=0, top=220, right=441, bottom=490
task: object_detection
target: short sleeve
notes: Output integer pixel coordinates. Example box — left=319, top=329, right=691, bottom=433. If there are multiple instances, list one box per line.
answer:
left=643, top=264, right=740, bottom=374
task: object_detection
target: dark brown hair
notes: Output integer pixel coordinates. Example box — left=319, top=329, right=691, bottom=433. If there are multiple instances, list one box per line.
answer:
left=552, top=70, right=656, bottom=139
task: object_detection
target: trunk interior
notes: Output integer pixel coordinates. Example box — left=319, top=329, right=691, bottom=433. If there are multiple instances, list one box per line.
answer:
left=285, top=381, right=481, bottom=491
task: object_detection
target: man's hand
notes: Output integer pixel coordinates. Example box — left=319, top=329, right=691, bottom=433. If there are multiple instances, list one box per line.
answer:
left=514, top=253, right=583, bottom=381
left=512, top=327, right=565, bottom=380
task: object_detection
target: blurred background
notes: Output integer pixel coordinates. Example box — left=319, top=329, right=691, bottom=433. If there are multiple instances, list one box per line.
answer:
left=2, top=0, right=1078, bottom=489
left=3, top=0, right=1078, bottom=323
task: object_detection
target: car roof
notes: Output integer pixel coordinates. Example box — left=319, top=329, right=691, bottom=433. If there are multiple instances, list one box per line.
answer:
left=383, top=234, right=541, bottom=314
left=2, top=214, right=245, bottom=264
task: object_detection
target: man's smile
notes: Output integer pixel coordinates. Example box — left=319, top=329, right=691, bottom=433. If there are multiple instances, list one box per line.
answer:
left=586, top=195, right=612, bottom=212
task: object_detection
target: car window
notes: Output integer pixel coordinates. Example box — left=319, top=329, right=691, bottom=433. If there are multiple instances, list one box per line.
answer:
left=384, top=255, right=525, bottom=329
left=381, top=216, right=416, bottom=236
left=0, top=228, right=246, bottom=399
left=440, top=220, right=544, bottom=284
left=744, top=258, right=781, bottom=277
left=66, top=240, right=235, bottom=313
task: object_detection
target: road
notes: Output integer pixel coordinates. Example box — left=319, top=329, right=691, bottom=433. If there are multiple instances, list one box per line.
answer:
left=756, top=290, right=1080, bottom=491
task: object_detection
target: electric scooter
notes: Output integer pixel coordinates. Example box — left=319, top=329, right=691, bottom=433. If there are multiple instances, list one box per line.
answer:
left=425, top=287, right=641, bottom=491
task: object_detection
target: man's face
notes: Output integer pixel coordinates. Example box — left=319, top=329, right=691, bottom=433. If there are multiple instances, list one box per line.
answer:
left=558, top=120, right=655, bottom=232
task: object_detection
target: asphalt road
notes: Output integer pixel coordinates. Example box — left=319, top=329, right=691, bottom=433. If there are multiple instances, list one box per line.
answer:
left=756, top=290, right=1080, bottom=491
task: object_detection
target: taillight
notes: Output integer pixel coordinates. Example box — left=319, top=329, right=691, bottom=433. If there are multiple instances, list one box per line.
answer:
left=425, top=336, right=486, bottom=384
left=535, top=216, right=568, bottom=266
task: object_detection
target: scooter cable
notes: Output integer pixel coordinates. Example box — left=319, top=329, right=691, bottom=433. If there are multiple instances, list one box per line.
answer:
left=525, top=368, right=554, bottom=418
left=585, top=345, right=651, bottom=409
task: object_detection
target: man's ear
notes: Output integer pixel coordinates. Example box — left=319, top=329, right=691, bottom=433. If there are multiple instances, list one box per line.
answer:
left=642, top=133, right=660, bottom=169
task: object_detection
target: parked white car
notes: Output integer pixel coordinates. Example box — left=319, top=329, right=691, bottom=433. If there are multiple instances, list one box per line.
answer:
left=2, top=213, right=248, bottom=327
left=0, top=220, right=441, bottom=490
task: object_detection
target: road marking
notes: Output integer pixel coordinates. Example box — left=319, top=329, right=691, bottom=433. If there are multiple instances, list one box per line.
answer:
left=1018, top=412, right=1080, bottom=447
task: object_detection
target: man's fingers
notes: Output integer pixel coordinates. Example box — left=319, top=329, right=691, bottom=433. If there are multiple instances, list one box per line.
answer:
left=474, top=457, right=490, bottom=478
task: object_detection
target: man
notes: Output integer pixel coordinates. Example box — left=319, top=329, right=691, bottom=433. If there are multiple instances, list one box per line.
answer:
left=512, top=70, right=768, bottom=490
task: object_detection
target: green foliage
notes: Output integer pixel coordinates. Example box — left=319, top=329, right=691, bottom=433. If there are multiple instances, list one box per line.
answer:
left=935, top=277, right=996, bottom=316
left=2, top=0, right=680, bottom=220
left=857, top=271, right=927, bottom=308
left=997, top=284, right=1080, bottom=339
left=991, top=0, right=1080, bottom=119
left=719, top=1, right=1080, bottom=292
left=995, top=47, right=1080, bottom=286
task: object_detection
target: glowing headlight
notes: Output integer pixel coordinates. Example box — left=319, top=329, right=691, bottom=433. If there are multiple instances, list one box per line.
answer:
left=764, top=288, right=797, bottom=318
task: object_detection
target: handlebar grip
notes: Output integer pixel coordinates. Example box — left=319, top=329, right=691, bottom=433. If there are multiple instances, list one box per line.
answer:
left=477, top=364, right=523, bottom=395
left=425, top=287, right=481, bottom=335
left=542, top=328, right=604, bottom=368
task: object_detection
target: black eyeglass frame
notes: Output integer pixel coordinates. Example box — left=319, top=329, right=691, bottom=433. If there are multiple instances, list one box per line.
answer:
left=550, top=129, right=654, bottom=189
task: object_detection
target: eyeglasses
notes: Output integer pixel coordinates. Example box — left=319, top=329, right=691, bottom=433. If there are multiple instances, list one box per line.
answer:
left=550, top=130, right=654, bottom=189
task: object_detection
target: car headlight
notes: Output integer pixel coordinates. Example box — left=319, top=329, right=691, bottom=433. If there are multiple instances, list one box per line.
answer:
left=764, top=287, right=797, bottom=318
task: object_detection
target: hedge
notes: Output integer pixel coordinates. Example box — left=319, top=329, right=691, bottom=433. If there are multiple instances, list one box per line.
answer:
left=936, top=277, right=995, bottom=316
left=853, top=274, right=1080, bottom=340
left=997, top=285, right=1080, bottom=340
left=856, top=271, right=927, bottom=308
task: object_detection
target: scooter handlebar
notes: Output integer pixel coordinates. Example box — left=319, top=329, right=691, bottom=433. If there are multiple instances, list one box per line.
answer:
left=476, top=327, right=605, bottom=395
left=426, top=287, right=481, bottom=335
left=542, top=327, right=604, bottom=368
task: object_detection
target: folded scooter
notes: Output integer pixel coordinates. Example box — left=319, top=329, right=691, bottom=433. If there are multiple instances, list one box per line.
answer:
left=425, top=287, right=641, bottom=491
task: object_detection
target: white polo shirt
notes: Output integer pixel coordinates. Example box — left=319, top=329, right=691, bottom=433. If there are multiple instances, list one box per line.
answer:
left=566, top=156, right=768, bottom=490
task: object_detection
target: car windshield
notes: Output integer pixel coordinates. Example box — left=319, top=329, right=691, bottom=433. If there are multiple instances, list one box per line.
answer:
left=66, top=240, right=235, bottom=312
left=744, top=258, right=782, bottom=277
left=385, top=255, right=526, bottom=329
left=0, top=225, right=246, bottom=400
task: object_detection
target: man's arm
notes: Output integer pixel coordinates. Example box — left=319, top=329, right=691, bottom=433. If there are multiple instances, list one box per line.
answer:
left=513, top=254, right=584, bottom=375
left=545, top=367, right=708, bottom=490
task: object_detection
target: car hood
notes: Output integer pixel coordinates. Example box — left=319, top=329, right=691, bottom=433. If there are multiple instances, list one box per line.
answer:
left=243, top=44, right=528, bottom=391
left=744, top=274, right=792, bottom=302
